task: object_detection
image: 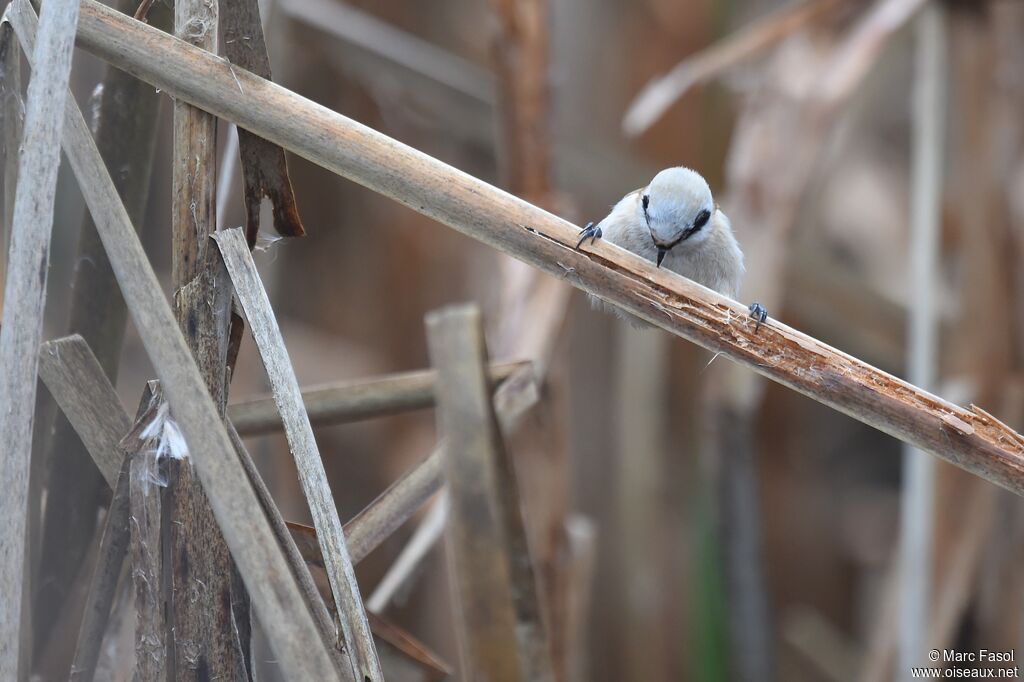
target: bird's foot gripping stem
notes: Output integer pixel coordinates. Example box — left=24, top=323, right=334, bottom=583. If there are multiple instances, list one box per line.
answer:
left=575, top=221, right=602, bottom=249
left=748, top=302, right=768, bottom=333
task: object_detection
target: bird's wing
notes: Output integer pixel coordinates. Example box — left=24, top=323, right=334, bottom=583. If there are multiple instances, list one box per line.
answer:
left=612, top=187, right=644, bottom=215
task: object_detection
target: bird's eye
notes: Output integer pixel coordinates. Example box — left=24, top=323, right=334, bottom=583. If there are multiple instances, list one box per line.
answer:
left=694, top=209, right=710, bottom=229
left=642, top=195, right=649, bottom=210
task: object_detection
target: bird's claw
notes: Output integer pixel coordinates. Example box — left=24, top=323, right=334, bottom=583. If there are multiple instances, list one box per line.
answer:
left=748, top=302, right=768, bottom=333
left=575, top=221, right=602, bottom=249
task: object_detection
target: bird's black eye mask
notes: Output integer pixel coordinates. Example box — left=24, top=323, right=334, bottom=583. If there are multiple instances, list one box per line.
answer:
left=642, top=194, right=651, bottom=227
left=688, top=209, right=711, bottom=236
left=674, top=208, right=712, bottom=244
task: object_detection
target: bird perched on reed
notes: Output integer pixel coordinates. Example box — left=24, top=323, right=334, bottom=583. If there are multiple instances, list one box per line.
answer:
left=576, top=166, right=767, bottom=330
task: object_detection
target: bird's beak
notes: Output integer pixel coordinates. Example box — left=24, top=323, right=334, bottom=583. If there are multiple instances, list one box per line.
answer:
left=656, top=247, right=667, bottom=268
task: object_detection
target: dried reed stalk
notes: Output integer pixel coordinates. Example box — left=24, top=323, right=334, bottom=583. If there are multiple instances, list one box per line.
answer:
left=897, top=2, right=947, bottom=674
left=487, top=3, right=578, bottom=676
left=0, top=21, right=17, bottom=283
left=365, top=494, right=447, bottom=614
left=222, top=0, right=304, bottom=241
left=228, top=361, right=526, bottom=436
left=490, top=0, right=550, bottom=200
left=613, top=324, right=674, bottom=679
left=225, top=421, right=341, bottom=660
left=37, top=336, right=131, bottom=487
left=166, top=0, right=249, bottom=673
left=125, top=385, right=167, bottom=682
left=64, top=0, right=1024, bottom=494
left=214, top=226, right=382, bottom=681
left=0, top=0, right=79, bottom=675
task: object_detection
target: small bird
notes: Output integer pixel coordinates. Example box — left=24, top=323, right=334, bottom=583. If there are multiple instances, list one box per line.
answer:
left=576, top=166, right=767, bottom=329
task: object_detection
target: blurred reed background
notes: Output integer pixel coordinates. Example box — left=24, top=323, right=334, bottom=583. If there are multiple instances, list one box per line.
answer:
left=6, top=0, right=1024, bottom=680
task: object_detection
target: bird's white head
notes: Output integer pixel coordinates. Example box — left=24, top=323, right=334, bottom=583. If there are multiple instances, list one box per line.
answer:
left=640, top=167, right=716, bottom=265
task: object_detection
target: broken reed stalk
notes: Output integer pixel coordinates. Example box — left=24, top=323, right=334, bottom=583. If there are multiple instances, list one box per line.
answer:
left=345, top=450, right=444, bottom=565
left=65, top=0, right=1024, bottom=497
left=215, top=226, right=383, bottom=682
left=228, top=361, right=527, bottom=436
left=426, top=304, right=554, bottom=682
left=0, top=0, right=78, bottom=675
left=221, top=0, right=305, bottom=241
left=37, top=337, right=131, bottom=487
left=5, top=1, right=341, bottom=677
